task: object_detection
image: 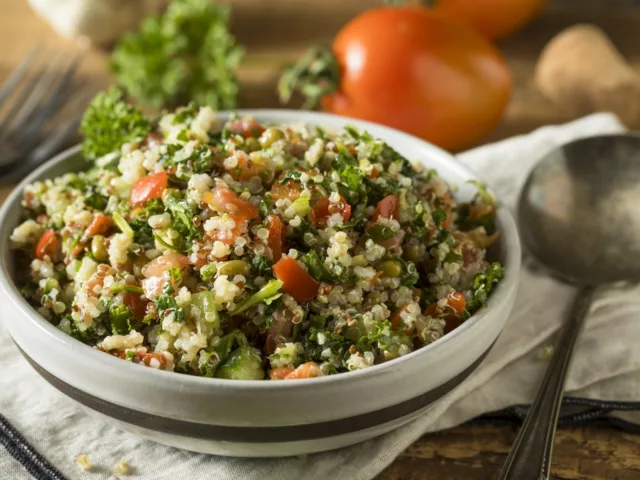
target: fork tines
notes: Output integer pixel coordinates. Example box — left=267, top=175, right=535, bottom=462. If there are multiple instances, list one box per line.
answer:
left=0, top=45, right=84, bottom=178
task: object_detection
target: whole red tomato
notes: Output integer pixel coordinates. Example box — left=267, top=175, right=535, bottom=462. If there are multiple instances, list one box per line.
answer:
left=315, top=7, right=511, bottom=152
left=436, top=0, right=548, bottom=40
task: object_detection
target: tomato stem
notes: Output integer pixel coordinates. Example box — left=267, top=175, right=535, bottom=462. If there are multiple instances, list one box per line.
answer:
left=278, top=45, right=340, bottom=110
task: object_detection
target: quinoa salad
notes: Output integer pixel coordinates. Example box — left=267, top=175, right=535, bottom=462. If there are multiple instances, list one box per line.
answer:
left=10, top=89, right=504, bottom=381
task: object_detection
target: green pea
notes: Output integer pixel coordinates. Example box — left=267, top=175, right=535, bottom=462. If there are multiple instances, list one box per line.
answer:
left=379, top=260, right=403, bottom=278
left=259, top=128, right=285, bottom=148
left=91, top=235, right=108, bottom=261
left=403, top=245, right=422, bottom=263
left=218, top=260, right=250, bottom=277
left=352, top=255, right=367, bottom=267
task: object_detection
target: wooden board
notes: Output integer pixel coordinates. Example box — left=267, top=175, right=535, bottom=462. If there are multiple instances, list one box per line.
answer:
left=379, top=422, right=640, bottom=480
left=1, top=1, right=639, bottom=478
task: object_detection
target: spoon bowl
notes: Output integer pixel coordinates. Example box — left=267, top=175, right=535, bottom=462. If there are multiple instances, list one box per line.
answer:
left=518, top=134, right=640, bottom=285
left=499, top=133, right=640, bottom=480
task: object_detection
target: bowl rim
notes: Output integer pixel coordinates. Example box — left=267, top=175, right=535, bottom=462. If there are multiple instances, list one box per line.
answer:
left=0, top=108, right=521, bottom=391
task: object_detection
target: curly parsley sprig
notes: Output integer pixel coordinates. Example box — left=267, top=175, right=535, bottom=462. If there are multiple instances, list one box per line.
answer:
left=79, top=87, right=152, bottom=161
left=110, top=0, right=244, bottom=110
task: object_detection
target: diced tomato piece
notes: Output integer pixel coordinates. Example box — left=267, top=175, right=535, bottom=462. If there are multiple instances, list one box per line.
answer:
left=366, top=202, right=405, bottom=248
left=70, top=213, right=112, bottom=259
left=373, top=194, right=400, bottom=221
left=142, top=276, right=165, bottom=300
left=424, top=291, right=467, bottom=335
left=446, top=291, right=467, bottom=314
left=141, top=252, right=191, bottom=278
left=266, top=215, right=285, bottom=262
left=270, top=367, right=295, bottom=380
left=423, top=302, right=437, bottom=318
left=193, top=254, right=208, bottom=268
left=131, top=171, right=168, bottom=205
left=210, top=214, right=249, bottom=245
left=270, top=172, right=302, bottom=202
left=81, top=213, right=112, bottom=243
left=124, top=290, right=149, bottom=319
left=227, top=119, right=265, bottom=138
left=34, top=229, right=59, bottom=260
left=139, top=352, right=167, bottom=368
left=310, top=195, right=352, bottom=228
left=273, top=257, right=319, bottom=303
left=115, top=350, right=165, bottom=367
left=265, top=305, right=294, bottom=354
left=284, top=362, right=322, bottom=379
left=115, top=350, right=166, bottom=367
left=70, top=242, right=88, bottom=259
left=390, top=306, right=409, bottom=331
left=227, top=151, right=269, bottom=181
left=443, top=316, right=463, bottom=334
left=424, top=291, right=467, bottom=317
left=202, top=187, right=259, bottom=219
left=141, top=253, right=190, bottom=299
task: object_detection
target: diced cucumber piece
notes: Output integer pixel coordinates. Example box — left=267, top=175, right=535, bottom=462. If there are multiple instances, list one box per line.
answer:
left=191, top=290, right=220, bottom=328
left=215, top=345, right=264, bottom=380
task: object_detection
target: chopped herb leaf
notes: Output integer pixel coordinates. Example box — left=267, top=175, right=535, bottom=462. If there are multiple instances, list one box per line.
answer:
left=366, top=224, right=398, bottom=243
left=468, top=180, right=495, bottom=205
left=462, top=262, right=504, bottom=319
left=154, top=294, right=185, bottom=322
left=432, top=206, right=447, bottom=227
left=108, top=304, right=134, bottom=335
left=279, top=170, right=303, bottom=184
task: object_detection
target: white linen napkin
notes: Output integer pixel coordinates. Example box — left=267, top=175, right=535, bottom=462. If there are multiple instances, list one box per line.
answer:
left=2, top=113, right=639, bottom=480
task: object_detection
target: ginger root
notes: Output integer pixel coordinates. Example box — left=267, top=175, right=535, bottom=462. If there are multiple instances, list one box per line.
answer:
left=535, top=24, right=640, bottom=126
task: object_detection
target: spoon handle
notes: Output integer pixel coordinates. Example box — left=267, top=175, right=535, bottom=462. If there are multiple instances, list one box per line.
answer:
left=496, top=285, right=595, bottom=480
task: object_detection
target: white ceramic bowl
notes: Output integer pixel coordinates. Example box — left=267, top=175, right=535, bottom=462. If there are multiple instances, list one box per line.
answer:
left=0, top=110, right=520, bottom=457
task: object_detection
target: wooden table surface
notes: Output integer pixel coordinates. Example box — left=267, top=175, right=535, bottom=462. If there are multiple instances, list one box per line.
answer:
left=2, top=1, right=640, bottom=479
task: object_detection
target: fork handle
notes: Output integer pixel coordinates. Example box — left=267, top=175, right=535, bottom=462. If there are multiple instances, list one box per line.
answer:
left=496, top=285, right=595, bottom=480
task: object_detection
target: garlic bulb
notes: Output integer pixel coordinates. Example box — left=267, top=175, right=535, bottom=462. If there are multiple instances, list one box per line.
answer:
left=27, top=0, right=168, bottom=46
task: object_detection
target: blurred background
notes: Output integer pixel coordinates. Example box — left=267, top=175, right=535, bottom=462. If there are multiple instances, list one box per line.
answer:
left=2, top=0, right=640, bottom=156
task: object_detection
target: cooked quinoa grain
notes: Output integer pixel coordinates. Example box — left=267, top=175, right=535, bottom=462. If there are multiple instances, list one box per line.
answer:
left=74, top=453, right=93, bottom=471
left=12, top=99, right=504, bottom=381
left=113, top=460, right=130, bottom=475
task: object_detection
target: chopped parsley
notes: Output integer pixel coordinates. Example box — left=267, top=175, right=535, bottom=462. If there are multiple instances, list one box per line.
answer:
left=80, top=87, right=152, bottom=161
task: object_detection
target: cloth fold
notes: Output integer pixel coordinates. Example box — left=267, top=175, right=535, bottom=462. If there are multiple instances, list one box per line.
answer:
left=2, top=113, right=639, bottom=480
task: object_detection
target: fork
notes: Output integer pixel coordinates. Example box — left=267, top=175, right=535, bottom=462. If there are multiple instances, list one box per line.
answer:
left=0, top=46, right=87, bottom=185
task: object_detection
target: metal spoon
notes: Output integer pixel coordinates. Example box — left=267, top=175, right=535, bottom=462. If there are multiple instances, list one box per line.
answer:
left=497, top=133, right=640, bottom=480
